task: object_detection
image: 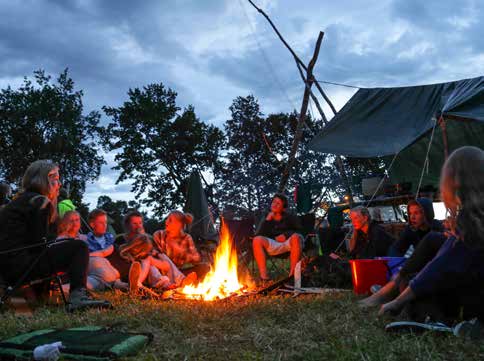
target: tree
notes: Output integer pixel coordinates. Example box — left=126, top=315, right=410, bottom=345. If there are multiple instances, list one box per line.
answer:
left=0, top=69, right=104, bottom=204
left=102, top=83, right=224, bottom=217
left=215, top=95, right=340, bottom=215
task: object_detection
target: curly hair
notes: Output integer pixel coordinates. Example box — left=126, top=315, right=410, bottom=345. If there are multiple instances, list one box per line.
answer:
left=440, top=146, right=484, bottom=249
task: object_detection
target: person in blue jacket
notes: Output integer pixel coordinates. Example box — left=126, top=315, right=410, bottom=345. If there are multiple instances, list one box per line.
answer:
left=376, top=146, right=484, bottom=323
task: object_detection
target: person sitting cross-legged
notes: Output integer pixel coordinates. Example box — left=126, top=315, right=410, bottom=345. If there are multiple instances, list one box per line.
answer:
left=252, top=193, right=303, bottom=282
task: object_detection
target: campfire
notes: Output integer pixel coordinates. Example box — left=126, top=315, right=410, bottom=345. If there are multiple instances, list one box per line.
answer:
left=179, top=221, right=250, bottom=301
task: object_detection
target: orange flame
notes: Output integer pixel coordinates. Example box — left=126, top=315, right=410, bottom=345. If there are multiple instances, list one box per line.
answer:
left=180, top=221, right=244, bottom=301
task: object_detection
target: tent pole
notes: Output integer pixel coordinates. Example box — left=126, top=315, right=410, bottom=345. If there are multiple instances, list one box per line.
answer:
left=439, top=116, right=449, bottom=160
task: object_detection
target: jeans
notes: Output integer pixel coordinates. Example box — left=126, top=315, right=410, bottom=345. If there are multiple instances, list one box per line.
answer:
left=86, top=256, right=120, bottom=291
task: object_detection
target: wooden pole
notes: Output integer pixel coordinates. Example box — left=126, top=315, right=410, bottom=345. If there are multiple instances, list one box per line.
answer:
left=439, top=116, right=449, bottom=160
left=247, top=0, right=353, bottom=201
left=278, top=32, right=323, bottom=192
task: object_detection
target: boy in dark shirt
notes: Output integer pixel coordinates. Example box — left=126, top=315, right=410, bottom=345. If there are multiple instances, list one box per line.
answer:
left=253, top=193, right=303, bottom=281
left=389, top=198, right=444, bottom=256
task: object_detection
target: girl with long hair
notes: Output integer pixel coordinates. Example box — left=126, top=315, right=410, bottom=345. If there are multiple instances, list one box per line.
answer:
left=376, top=146, right=484, bottom=322
left=0, top=160, right=109, bottom=310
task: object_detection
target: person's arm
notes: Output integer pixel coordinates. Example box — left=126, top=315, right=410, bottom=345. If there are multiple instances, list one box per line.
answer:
left=89, top=244, right=114, bottom=258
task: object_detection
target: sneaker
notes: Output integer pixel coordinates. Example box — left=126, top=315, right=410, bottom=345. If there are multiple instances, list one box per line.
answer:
left=67, top=288, right=111, bottom=312
left=454, top=318, right=484, bottom=340
left=129, top=262, right=141, bottom=294
left=181, top=272, right=198, bottom=287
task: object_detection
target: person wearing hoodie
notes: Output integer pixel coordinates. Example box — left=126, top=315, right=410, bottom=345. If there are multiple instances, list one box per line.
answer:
left=57, top=188, right=76, bottom=219
left=388, top=198, right=444, bottom=257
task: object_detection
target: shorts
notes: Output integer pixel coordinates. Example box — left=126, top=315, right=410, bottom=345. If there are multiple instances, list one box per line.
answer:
left=261, top=234, right=303, bottom=256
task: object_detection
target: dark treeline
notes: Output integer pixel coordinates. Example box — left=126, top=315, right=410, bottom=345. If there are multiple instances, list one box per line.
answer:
left=0, top=69, right=384, bottom=227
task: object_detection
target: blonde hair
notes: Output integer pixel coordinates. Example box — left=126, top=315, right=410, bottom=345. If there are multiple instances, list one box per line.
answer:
left=57, top=210, right=80, bottom=236
left=440, top=146, right=484, bottom=249
left=22, top=159, right=59, bottom=223
left=167, top=210, right=194, bottom=226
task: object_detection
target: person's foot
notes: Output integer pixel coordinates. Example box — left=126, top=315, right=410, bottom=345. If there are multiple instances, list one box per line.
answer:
left=258, top=277, right=273, bottom=288
left=181, top=272, right=198, bottom=287
left=67, top=288, right=111, bottom=312
left=358, top=294, right=385, bottom=309
left=129, top=261, right=141, bottom=294
left=113, top=279, right=129, bottom=292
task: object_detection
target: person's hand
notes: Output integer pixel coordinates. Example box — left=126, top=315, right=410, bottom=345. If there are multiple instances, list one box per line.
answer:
left=329, top=252, right=341, bottom=260
left=275, top=234, right=286, bottom=243
left=266, top=212, right=275, bottom=221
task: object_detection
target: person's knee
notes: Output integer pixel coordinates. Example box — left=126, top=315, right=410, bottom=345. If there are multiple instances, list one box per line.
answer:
left=289, top=234, right=303, bottom=249
left=253, top=236, right=267, bottom=249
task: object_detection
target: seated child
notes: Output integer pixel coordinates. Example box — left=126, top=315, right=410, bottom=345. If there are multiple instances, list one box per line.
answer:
left=56, top=210, right=87, bottom=241
left=85, top=209, right=130, bottom=292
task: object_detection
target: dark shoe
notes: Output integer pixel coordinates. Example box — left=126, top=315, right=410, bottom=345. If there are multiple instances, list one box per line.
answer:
left=454, top=318, right=484, bottom=340
left=129, top=261, right=141, bottom=294
left=67, top=288, right=111, bottom=312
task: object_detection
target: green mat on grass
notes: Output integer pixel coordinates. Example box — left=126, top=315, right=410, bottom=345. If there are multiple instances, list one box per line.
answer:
left=0, top=326, right=152, bottom=360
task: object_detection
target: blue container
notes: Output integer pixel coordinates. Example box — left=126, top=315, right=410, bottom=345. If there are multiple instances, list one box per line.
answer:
left=376, top=257, right=407, bottom=280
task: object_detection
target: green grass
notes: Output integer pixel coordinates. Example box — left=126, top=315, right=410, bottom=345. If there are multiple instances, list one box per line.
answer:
left=1, top=291, right=483, bottom=360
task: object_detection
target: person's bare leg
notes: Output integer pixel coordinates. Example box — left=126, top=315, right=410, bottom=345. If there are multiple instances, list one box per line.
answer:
left=138, top=258, right=152, bottom=286
left=289, top=234, right=302, bottom=275
left=253, top=236, right=269, bottom=279
left=358, top=280, right=398, bottom=308
left=148, top=256, right=170, bottom=274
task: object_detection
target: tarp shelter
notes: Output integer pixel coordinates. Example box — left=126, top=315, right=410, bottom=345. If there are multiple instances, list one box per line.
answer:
left=184, top=171, right=218, bottom=243
left=309, top=76, right=484, bottom=191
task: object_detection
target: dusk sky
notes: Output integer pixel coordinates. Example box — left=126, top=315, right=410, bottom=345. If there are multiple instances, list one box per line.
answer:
left=1, top=0, right=482, bottom=209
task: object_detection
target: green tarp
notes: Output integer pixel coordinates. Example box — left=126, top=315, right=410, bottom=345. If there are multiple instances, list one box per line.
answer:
left=308, top=76, right=484, bottom=190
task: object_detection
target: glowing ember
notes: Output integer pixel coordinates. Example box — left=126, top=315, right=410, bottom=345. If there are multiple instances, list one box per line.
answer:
left=180, top=221, right=245, bottom=300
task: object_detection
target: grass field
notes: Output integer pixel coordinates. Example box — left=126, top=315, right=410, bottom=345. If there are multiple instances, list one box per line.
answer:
left=1, top=291, right=483, bottom=360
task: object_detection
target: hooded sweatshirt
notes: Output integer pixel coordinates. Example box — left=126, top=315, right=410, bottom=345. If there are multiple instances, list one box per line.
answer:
left=389, top=198, right=444, bottom=257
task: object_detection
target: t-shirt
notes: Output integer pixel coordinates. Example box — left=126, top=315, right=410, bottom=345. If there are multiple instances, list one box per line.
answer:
left=86, top=232, right=115, bottom=252
left=255, top=212, right=302, bottom=239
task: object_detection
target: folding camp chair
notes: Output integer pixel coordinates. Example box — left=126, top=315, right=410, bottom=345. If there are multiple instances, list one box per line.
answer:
left=224, top=217, right=256, bottom=276
left=0, top=239, right=70, bottom=310
left=267, top=213, right=318, bottom=278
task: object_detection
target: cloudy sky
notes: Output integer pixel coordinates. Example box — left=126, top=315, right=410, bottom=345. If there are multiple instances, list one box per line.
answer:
left=1, top=0, right=482, bottom=208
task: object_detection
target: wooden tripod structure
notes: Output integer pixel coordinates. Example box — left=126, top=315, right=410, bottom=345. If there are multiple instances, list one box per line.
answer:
left=247, top=1, right=354, bottom=205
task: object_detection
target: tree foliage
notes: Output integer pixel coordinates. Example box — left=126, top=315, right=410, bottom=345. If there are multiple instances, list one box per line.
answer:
left=215, top=95, right=341, bottom=215
left=102, top=83, right=224, bottom=217
left=0, top=69, right=104, bottom=203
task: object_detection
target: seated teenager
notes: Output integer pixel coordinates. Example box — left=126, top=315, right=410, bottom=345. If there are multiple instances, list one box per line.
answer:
left=348, top=206, right=394, bottom=259
left=115, top=210, right=194, bottom=289
left=85, top=209, right=132, bottom=292
left=0, top=160, right=109, bottom=310
left=388, top=198, right=444, bottom=257
left=153, top=211, right=207, bottom=281
left=252, top=193, right=303, bottom=281
left=366, top=147, right=484, bottom=324
left=114, top=210, right=145, bottom=246
left=56, top=210, right=86, bottom=241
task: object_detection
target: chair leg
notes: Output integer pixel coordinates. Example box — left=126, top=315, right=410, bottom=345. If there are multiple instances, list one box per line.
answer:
left=55, top=276, right=68, bottom=305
